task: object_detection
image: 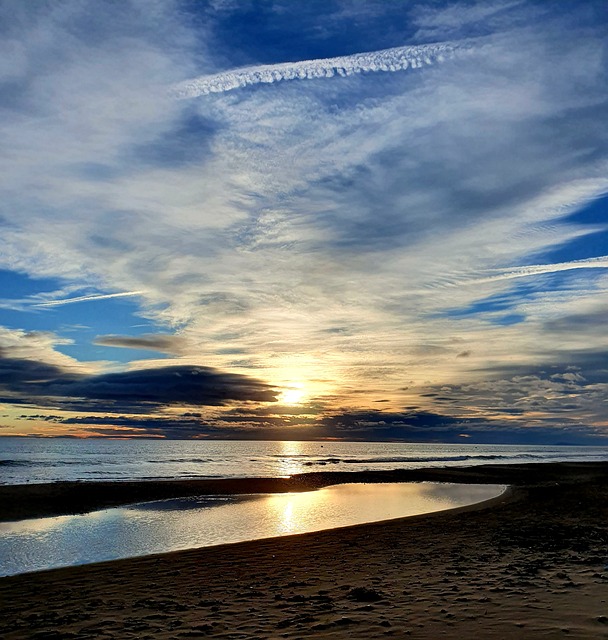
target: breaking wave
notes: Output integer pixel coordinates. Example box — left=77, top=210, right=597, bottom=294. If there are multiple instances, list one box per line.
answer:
left=302, top=453, right=562, bottom=466
left=0, top=460, right=31, bottom=467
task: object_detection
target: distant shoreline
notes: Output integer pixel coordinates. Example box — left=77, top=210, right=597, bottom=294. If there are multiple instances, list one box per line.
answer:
left=1, top=461, right=606, bottom=522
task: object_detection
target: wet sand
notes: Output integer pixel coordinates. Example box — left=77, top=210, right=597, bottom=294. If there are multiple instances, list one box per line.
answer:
left=1, top=462, right=607, bottom=638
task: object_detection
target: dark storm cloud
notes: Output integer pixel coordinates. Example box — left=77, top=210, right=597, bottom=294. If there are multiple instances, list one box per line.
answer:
left=323, top=409, right=475, bottom=439
left=322, top=409, right=607, bottom=445
left=48, top=406, right=608, bottom=445
left=0, top=353, right=278, bottom=412
left=68, top=366, right=277, bottom=407
left=53, top=408, right=463, bottom=440
left=60, top=414, right=221, bottom=438
left=56, top=412, right=318, bottom=440
left=0, top=350, right=79, bottom=388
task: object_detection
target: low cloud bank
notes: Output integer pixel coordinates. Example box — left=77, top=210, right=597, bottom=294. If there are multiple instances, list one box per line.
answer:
left=0, top=353, right=277, bottom=413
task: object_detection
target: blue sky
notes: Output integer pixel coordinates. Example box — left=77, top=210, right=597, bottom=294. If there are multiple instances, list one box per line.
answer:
left=1, top=0, right=608, bottom=442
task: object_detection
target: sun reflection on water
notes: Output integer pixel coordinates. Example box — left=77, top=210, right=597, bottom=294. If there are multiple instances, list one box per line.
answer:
left=279, top=498, right=294, bottom=533
left=0, top=483, right=506, bottom=577
left=276, top=440, right=306, bottom=477
left=272, top=488, right=327, bottom=534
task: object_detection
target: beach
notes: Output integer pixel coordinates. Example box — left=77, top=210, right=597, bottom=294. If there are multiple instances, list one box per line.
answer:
left=1, top=462, right=607, bottom=638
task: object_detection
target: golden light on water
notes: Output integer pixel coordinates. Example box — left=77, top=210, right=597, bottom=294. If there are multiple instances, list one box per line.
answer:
left=0, top=483, right=506, bottom=575
left=273, top=489, right=325, bottom=534
left=279, top=498, right=294, bottom=533
left=276, top=440, right=306, bottom=477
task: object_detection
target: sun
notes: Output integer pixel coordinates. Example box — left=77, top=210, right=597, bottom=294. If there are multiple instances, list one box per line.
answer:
left=279, top=384, right=307, bottom=405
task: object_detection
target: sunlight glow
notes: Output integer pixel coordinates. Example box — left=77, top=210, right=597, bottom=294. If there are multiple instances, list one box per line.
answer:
left=279, top=384, right=307, bottom=405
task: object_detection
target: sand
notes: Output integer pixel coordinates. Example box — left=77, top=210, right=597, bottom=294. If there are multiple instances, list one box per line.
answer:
left=1, top=462, right=607, bottom=639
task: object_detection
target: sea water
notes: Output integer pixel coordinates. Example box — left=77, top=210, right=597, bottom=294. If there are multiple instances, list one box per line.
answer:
left=0, top=482, right=505, bottom=576
left=1, top=437, right=607, bottom=485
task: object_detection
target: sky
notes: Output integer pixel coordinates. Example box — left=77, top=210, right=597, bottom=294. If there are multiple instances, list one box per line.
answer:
left=1, top=0, right=608, bottom=443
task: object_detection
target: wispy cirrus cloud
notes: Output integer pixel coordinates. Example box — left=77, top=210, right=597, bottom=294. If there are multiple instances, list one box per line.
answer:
left=411, top=0, right=529, bottom=39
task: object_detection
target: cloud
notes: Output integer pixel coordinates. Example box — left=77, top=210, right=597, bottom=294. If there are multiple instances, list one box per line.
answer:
left=0, top=349, right=278, bottom=413
left=94, top=333, right=189, bottom=354
left=172, top=38, right=469, bottom=98
left=0, top=353, right=79, bottom=391
left=30, top=408, right=471, bottom=440
left=420, top=358, right=608, bottom=435
left=0, top=326, right=96, bottom=374
left=329, top=409, right=608, bottom=444
left=411, top=0, right=529, bottom=39
left=0, top=1, right=607, bottom=439
left=47, top=406, right=608, bottom=444
left=544, top=306, right=608, bottom=338
left=66, top=365, right=278, bottom=410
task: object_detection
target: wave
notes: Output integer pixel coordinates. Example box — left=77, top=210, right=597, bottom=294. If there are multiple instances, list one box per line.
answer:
left=301, top=453, right=560, bottom=466
left=147, top=458, right=212, bottom=464
left=0, top=459, right=124, bottom=468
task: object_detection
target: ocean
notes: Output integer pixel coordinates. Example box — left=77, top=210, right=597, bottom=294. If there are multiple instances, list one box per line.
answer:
left=2, top=437, right=607, bottom=485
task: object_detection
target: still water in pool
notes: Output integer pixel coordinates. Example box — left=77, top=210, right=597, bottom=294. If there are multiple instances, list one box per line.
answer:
left=0, top=482, right=505, bottom=576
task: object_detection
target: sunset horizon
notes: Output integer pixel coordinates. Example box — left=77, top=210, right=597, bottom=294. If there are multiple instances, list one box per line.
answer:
left=1, top=0, right=607, bottom=444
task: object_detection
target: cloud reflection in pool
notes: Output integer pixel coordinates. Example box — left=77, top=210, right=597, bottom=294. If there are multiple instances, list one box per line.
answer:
left=0, top=482, right=505, bottom=576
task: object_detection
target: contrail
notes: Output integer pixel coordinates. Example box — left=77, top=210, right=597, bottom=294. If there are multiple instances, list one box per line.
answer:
left=479, top=256, right=608, bottom=283
left=34, top=291, right=144, bottom=307
left=441, top=256, right=608, bottom=288
left=172, top=40, right=468, bottom=99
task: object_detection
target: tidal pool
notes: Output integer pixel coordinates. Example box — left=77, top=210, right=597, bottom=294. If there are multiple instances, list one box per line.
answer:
left=0, top=482, right=505, bottom=576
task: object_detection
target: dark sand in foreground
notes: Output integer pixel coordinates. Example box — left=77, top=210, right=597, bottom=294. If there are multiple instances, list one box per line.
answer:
left=1, top=462, right=607, bottom=638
